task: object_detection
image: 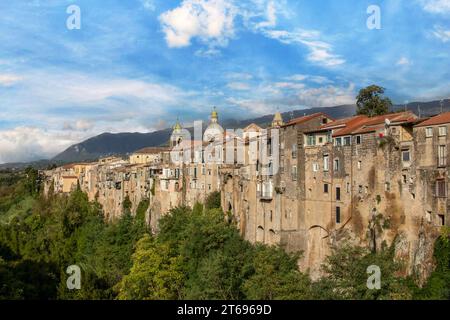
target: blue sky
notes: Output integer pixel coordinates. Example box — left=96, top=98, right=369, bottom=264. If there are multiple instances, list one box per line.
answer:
left=0, top=0, right=449, bottom=163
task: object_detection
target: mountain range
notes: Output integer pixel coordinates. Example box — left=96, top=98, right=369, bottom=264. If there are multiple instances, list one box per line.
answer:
left=1, top=100, right=449, bottom=170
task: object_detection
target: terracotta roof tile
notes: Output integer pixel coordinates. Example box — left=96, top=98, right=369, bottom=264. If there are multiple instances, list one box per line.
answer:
left=305, top=111, right=418, bottom=137
left=415, top=112, right=450, bottom=127
left=283, top=112, right=332, bottom=127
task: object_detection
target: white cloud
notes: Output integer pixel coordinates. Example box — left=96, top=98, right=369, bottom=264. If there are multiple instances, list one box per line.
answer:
left=420, top=0, right=450, bottom=14
left=0, top=127, right=85, bottom=163
left=141, top=0, right=156, bottom=11
left=4, top=70, right=186, bottom=115
left=226, top=72, right=253, bottom=80
left=309, top=76, right=332, bottom=84
left=274, top=82, right=305, bottom=90
left=284, top=74, right=333, bottom=85
left=0, top=74, right=22, bottom=86
left=284, top=74, right=308, bottom=81
left=159, top=0, right=236, bottom=50
left=63, top=120, right=95, bottom=132
left=292, top=83, right=355, bottom=107
left=226, top=82, right=356, bottom=115
left=397, top=57, right=412, bottom=66
left=263, top=29, right=345, bottom=67
left=227, top=82, right=251, bottom=90
left=253, top=0, right=277, bottom=29
left=433, top=25, right=450, bottom=42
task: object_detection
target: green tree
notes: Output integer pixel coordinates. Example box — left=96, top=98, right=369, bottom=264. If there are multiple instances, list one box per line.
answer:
left=242, top=246, right=312, bottom=300
left=205, top=191, right=221, bottom=210
left=116, top=234, right=184, bottom=300
left=356, top=85, right=393, bottom=117
left=314, top=244, right=414, bottom=300
left=418, top=230, right=450, bottom=299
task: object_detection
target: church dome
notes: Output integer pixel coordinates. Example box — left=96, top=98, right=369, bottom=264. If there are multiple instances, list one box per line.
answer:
left=203, top=107, right=224, bottom=142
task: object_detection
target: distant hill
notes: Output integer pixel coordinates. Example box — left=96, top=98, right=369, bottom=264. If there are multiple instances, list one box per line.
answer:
left=0, top=159, right=63, bottom=171
left=52, top=129, right=173, bottom=163
left=51, top=104, right=358, bottom=163
left=1, top=99, right=448, bottom=169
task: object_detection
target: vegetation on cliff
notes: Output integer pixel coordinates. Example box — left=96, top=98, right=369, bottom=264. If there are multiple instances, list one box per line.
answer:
left=0, top=170, right=449, bottom=300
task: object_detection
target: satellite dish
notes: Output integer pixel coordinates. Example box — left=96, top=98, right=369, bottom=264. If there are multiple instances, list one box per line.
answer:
left=385, top=119, right=391, bottom=126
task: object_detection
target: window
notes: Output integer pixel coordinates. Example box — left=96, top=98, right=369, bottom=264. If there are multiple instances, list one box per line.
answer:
left=312, top=163, right=319, bottom=172
left=346, top=182, right=350, bottom=193
left=359, top=185, right=363, bottom=194
left=385, top=182, right=391, bottom=192
left=323, top=155, right=329, bottom=172
left=336, top=207, right=341, bottom=224
left=357, top=161, right=362, bottom=170
left=438, top=145, right=447, bottom=167
left=292, top=144, right=298, bottom=158
left=335, top=137, right=342, bottom=146
left=307, top=135, right=316, bottom=146
left=324, top=183, right=329, bottom=194
left=343, top=136, right=351, bottom=146
left=426, top=210, right=432, bottom=223
left=402, top=150, right=411, bottom=163
left=436, top=180, right=446, bottom=197
left=336, top=187, right=341, bottom=201
left=292, top=166, right=297, bottom=181
left=334, top=159, right=340, bottom=171
left=356, top=135, right=362, bottom=145
left=327, top=132, right=332, bottom=143
left=318, top=137, right=323, bottom=144
left=438, top=214, right=445, bottom=226
left=322, top=118, right=328, bottom=124
left=426, top=127, right=433, bottom=138
left=403, top=175, right=407, bottom=184
left=262, top=182, right=273, bottom=198
left=439, top=126, right=447, bottom=137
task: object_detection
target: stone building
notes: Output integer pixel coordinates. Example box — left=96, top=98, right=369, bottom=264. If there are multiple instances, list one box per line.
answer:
left=41, top=109, right=450, bottom=281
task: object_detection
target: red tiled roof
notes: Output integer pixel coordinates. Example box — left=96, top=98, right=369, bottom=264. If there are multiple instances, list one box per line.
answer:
left=283, top=112, right=332, bottom=127
left=333, top=111, right=417, bottom=137
left=332, top=116, right=369, bottom=137
left=305, top=111, right=418, bottom=137
left=415, top=112, right=450, bottom=127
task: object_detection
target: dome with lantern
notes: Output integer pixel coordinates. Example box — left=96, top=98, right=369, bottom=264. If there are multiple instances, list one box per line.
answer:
left=203, top=107, right=224, bottom=142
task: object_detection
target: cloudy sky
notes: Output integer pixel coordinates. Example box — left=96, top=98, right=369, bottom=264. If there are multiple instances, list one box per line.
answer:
left=0, top=0, right=449, bottom=163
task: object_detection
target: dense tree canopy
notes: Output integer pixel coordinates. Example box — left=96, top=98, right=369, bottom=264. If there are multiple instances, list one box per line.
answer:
left=356, top=85, right=393, bottom=117
left=0, top=170, right=449, bottom=300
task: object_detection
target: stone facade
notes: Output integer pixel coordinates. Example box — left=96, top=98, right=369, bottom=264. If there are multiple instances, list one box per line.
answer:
left=41, top=109, right=450, bottom=281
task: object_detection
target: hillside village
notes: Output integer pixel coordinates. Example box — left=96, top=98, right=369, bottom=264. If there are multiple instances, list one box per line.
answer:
left=41, top=108, right=450, bottom=280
